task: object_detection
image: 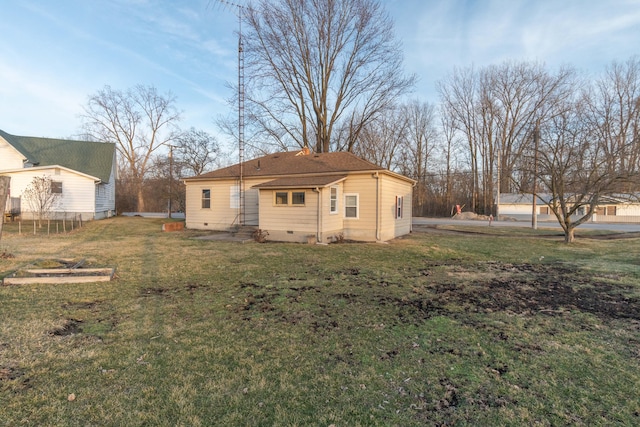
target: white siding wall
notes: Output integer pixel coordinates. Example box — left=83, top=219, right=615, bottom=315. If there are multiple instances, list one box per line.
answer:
left=8, top=168, right=96, bottom=219
left=94, top=158, right=116, bottom=218
left=0, top=138, right=25, bottom=170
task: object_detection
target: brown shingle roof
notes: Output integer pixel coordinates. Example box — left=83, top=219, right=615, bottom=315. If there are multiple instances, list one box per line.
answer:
left=184, top=150, right=385, bottom=181
left=252, top=175, right=347, bottom=189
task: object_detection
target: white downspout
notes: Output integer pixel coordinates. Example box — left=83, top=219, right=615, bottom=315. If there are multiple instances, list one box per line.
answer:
left=373, top=172, right=380, bottom=241
left=313, top=187, right=321, bottom=243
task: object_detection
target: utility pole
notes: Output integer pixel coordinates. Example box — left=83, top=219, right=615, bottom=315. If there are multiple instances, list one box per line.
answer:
left=496, top=147, right=500, bottom=221
left=532, top=122, right=540, bottom=229
left=168, top=144, right=173, bottom=219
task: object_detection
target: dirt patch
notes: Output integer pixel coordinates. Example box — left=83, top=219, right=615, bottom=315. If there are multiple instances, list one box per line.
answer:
left=49, top=319, right=83, bottom=336
left=432, top=263, right=640, bottom=321
left=230, top=263, right=639, bottom=330
left=140, top=287, right=171, bottom=297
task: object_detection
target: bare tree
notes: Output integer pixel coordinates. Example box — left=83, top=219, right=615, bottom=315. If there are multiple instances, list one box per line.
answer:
left=522, top=83, right=640, bottom=243
left=0, top=176, right=9, bottom=243
left=23, top=176, right=61, bottom=227
left=353, top=106, right=408, bottom=170
left=438, top=61, right=576, bottom=214
left=398, top=101, right=438, bottom=215
left=585, top=57, right=640, bottom=178
left=241, top=0, right=415, bottom=153
left=81, top=85, right=180, bottom=212
left=175, top=127, right=221, bottom=176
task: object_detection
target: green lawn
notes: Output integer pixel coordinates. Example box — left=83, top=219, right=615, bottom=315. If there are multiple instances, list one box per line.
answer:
left=1, top=217, right=639, bottom=426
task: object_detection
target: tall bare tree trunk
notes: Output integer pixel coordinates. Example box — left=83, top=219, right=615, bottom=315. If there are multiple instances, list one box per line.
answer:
left=0, top=176, right=10, bottom=243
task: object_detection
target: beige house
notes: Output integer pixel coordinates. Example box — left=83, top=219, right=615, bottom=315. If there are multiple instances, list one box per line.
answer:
left=183, top=149, right=416, bottom=243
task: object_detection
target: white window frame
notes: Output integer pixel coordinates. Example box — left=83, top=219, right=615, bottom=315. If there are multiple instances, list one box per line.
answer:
left=395, top=195, right=403, bottom=219
left=201, top=189, right=211, bottom=209
left=330, top=186, right=338, bottom=214
left=344, top=193, right=359, bottom=219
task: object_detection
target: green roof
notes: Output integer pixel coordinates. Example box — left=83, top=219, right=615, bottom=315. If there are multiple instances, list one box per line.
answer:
left=0, top=129, right=115, bottom=183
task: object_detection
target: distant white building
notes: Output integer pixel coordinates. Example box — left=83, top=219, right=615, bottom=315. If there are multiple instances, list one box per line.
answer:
left=0, top=129, right=116, bottom=220
left=498, top=193, right=640, bottom=223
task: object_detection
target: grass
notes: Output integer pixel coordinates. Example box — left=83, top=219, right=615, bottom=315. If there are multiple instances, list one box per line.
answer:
left=1, top=217, right=639, bottom=426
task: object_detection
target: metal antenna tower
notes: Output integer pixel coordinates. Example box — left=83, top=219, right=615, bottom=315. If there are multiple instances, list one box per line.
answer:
left=216, top=0, right=246, bottom=226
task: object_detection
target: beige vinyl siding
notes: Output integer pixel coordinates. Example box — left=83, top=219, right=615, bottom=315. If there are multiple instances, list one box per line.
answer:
left=379, top=174, right=413, bottom=241
left=615, top=204, right=640, bottom=215
left=258, top=188, right=318, bottom=242
left=185, top=177, right=273, bottom=230
left=342, top=173, right=378, bottom=241
left=319, top=184, right=344, bottom=242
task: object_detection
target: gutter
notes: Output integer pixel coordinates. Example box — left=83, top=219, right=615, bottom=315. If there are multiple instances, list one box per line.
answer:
left=313, top=187, right=321, bottom=243
left=373, top=172, right=380, bottom=241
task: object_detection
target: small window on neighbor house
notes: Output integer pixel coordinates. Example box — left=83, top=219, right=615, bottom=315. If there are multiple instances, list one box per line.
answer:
left=395, top=196, right=404, bottom=219
left=345, top=194, right=358, bottom=218
left=595, top=207, right=606, bottom=215
left=330, top=187, right=338, bottom=214
left=539, top=206, right=549, bottom=215
left=606, top=206, right=617, bottom=216
left=292, top=191, right=305, bottom=205
left=202, top=189, right=211, bottom=209
left=275, top=192, right=288, bottom=205
left=50, top=181, right=62, bottom=194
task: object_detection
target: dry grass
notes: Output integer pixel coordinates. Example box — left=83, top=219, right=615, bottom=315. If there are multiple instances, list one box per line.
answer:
left=1, top=217, right=639, bottom=426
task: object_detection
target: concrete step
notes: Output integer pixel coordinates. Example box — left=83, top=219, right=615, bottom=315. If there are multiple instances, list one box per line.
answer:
left=232, top=225, right=258, bottom=239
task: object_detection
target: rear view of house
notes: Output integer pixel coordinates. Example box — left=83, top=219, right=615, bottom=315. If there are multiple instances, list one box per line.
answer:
left=183, top=149, right=416, bottom=243
left=0, top=129, right=116, bottom=221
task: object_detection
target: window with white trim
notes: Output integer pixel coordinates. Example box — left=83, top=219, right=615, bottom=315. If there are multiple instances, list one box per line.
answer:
left=395, top=195, right=403, bottom=219
left=345, top=194, right=358, bottom=218
left=330, top=187, right=338, bottom=214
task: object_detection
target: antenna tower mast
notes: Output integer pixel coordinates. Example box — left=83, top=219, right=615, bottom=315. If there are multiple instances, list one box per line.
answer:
left=217, top=0, right=245, bottom=225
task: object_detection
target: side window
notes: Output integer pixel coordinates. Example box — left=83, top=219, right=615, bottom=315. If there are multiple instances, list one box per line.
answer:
left=202, top=189, right=211, bottom=209
left=395, top=196, right=403, bottom=219
left=51, top=181, right=63, bottom=194
left=345, top=194, right=358, bottom=218
left=291, top=191, right=305, bottom=205
left=330, top=187, right=338, bottom=213
left=275, top=192, right=288, bottom=205
left=274, top=191, right=305, bottom=206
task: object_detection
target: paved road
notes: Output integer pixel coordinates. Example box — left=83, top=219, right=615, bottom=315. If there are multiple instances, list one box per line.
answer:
left=413, top=217, right=640, bottom=233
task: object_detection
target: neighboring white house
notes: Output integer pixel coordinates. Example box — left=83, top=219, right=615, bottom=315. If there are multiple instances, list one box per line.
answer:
left=0, top=129, right=116, bottom=220
left=498, top=193, right=640, bottom=223
left=183, top=149, right=416, bottom=243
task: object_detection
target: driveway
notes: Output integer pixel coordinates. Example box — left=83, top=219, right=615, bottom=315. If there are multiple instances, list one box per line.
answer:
left=413, top=217, right=640, bottom=233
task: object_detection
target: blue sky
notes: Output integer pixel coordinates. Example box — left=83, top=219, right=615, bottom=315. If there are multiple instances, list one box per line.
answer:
left=2, top=0, right=639, bottom=152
